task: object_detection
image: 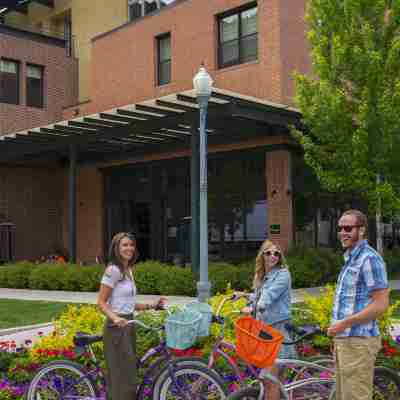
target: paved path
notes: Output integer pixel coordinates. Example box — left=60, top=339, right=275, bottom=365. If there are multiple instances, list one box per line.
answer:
left=1, top=280, right=400, bottom=305
left=1, top=281, right=400, bottom=347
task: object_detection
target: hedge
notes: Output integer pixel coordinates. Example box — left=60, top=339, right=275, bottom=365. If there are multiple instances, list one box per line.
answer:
left=0, top=247, right=398, bottom=295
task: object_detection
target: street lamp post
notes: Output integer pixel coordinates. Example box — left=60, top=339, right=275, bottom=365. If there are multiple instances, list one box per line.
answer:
left=193, top=65, right=213, bottom=302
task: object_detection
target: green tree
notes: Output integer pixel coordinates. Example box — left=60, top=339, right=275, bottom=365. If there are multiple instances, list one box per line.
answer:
left=292, top=0, right=400, bottom=252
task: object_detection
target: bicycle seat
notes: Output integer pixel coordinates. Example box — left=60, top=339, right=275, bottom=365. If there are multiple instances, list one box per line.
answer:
left=73, top=332, right=103, bottom=346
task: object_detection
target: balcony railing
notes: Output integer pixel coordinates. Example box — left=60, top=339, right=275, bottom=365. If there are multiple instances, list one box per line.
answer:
left=0, top=21, right=75, bottom=56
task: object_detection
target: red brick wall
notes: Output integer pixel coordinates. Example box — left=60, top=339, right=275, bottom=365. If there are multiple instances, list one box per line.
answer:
left=64, top=0, right=311, bottom=117
left=0, top=29, right=78, bottom=135
left=0, top=165, right=63, bottom=261
left=280, top=0, right=311, bottom=104
left=62, top=166, right=104, bottom=263
left=266, top=150, right=293, bottom=251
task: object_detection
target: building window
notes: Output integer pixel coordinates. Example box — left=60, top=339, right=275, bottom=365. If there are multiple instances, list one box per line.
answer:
left=26, top=64, right=44, bottom=108
left=144, top=0, right=158, bottom=14
left=157, top=34, right=171, bottom=86
left=128, top=0, right=142, bottom=21
left=218, top=3, right=258, bottom=69
left=128, top=1, right=176, bottom=22
left=0, top=59, right=20, bottom=105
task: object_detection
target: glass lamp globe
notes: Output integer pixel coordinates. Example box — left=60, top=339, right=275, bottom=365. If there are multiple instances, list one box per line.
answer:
left=193, top=65, right=213, bottom=97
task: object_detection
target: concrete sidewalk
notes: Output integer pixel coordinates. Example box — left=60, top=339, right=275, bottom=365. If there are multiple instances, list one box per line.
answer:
left=1, top=280, right=400, bottom=305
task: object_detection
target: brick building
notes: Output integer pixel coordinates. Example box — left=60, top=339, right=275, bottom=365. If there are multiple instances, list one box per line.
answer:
left=1, top=0, right=316, bottom=264
left=0, top=17, right=78, bottom=261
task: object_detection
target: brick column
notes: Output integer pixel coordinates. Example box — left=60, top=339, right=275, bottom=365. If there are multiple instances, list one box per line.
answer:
left=266, top=150, right=293, bottom=251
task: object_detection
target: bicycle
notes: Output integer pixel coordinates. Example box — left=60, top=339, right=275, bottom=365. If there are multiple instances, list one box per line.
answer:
left=26, top=316, right=227, bottom=400
left=221, top=319, right=400, bottom=399
left=203, top=295, right=335, bottom=398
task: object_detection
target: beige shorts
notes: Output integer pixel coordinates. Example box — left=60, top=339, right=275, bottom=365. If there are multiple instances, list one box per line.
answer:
left=334, top=336, right=381, bottom=400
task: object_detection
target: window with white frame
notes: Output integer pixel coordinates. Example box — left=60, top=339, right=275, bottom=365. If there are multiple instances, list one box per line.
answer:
left=0, top=59, right=20, bottom=105
left=128, top=0, right=176, bottom=21
left=26, top=64, right=44, bottom=108
left=218, top=3, right=258, bottom=68
left=157, top=33, right=171, bottom=85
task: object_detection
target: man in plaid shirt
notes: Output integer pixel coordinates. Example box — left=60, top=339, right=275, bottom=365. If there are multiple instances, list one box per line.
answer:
left=328, top=209, right=389, bottom=400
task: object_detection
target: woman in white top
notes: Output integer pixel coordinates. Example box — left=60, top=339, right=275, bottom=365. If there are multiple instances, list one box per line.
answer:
left=97, top=232, right=165, bottom=400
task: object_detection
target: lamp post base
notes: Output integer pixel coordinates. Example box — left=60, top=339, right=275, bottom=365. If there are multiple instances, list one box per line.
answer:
left=197, top=280, right=211, bottom=303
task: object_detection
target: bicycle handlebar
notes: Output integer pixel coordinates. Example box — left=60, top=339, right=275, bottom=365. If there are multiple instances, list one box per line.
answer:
left=282, top=323, right=323, bottom=345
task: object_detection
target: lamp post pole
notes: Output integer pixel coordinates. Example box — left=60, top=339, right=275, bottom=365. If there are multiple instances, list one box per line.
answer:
left=193, top=65, right=213, bottom=302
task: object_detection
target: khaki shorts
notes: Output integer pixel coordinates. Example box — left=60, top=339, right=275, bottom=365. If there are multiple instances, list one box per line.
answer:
left=334, top=336, right=381, bottom=400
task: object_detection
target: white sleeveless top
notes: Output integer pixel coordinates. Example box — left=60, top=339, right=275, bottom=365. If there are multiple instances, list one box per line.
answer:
left=101, top=264, right=137, bottom=315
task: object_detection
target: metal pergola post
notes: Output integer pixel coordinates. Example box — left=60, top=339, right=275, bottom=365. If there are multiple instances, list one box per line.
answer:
left=68, top=144, right=77, bottom=263
left=191, top=126, right=200, bottom=276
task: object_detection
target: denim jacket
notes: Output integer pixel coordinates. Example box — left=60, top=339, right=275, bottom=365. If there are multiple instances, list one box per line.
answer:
left=250, top=266, right=292, bottom=325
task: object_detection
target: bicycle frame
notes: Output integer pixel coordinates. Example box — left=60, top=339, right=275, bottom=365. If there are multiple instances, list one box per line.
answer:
left=48, top=322, right=201, bottom=400
left=208, top=296, right=336, bottom=399
left=240, top=358, right=335, bottom=400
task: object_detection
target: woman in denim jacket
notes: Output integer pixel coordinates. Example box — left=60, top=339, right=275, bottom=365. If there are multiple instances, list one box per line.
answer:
left=242, top=239, right=296, bottom=400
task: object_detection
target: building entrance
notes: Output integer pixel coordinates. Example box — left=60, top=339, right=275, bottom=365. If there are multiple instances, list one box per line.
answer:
left=105, top=200, right=151, bottom=261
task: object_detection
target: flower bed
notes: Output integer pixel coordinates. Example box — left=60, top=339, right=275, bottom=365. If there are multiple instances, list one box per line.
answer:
left=1, top=286, right=400, bottom=399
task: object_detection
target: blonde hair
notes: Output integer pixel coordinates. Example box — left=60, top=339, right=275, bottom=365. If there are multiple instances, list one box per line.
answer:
left=253, top=240, right=288, bottom=289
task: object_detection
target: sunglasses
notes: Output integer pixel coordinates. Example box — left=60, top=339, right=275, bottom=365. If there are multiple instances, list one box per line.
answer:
left=263, top=250, right=281, bottom=257
left=337, top=225, right=361, bottom=233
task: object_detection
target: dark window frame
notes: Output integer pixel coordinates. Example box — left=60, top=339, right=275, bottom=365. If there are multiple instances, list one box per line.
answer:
left=217, top=2, right=258, bottom=69
left=26, top=63, right=44, bottom=109
left=157, top=33, right=171, bottom=86
left=0, top=58, right=20, bottom=105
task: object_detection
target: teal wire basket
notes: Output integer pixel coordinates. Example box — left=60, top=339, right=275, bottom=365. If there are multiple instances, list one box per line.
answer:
left=164, top=310, right=202, bottom=350
left=184, top=301, right=213, bottom=337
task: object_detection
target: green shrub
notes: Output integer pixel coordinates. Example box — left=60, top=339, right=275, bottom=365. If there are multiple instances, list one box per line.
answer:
left=209, top=262, right=241, bottom=294
left=79, top=265, right=103, bottom=292
left=29, top=264, right=65, bottom=290
left=158, top=265, right=196, bottom=296
left=134, top=261, right=167, bottom=294
left=286, top=246, right=342, bottom=288
left=235, top=260, right=254, bottom=291
left=384, top=248, right=400, bottom=278
left=0, top=262, right=36, bottom=289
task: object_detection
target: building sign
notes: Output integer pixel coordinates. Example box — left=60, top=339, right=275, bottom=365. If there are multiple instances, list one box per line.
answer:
left=270, top=224, right=280, bottom=235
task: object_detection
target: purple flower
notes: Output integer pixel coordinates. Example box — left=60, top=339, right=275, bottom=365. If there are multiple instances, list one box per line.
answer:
left=395, top=335, right=400, bottom=345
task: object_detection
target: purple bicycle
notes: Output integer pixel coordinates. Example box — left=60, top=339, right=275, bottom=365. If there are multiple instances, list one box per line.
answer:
left=25, top=318, right=227, bottom=400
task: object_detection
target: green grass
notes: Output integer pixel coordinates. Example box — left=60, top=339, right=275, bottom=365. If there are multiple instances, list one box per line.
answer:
left=0, top=299, right=77, bottom=329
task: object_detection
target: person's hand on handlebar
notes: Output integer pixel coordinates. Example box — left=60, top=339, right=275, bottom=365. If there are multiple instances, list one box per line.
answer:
left=152, top=297, right=167, bottom=310
left=113, top=316, right=129, bottom=327
left=240, top=306, right=253, bottom=314
left=233, top=291, right=250, bottom=299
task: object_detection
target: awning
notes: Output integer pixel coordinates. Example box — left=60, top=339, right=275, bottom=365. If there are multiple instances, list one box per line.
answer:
left=0, top=88, right=301, bottom=163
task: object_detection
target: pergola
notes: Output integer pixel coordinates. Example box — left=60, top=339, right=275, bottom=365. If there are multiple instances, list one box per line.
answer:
left=0, top=88, right=301, bottom=268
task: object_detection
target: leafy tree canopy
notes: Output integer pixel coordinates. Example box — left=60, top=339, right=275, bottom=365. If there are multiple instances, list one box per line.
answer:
left=293, top=0, right=400, bottom=215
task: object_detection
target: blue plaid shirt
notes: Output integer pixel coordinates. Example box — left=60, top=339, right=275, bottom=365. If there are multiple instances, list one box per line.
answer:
left=332, top=240, right=388, bottom=337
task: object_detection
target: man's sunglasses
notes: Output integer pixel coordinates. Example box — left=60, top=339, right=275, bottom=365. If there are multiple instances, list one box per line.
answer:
left=263, top=250, right=281, bottom=257
left=337, top=225, right=361, bottom=233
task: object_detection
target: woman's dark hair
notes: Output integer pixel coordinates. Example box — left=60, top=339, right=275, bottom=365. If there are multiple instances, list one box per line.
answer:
left=107, top=232, right=139, bottom=276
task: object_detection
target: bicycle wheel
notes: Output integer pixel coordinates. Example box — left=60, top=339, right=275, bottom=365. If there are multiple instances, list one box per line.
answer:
left=26, top=360, right=99, bottom=400
left=137, top=356, right=209, bottom=400
left=372, top=366, right=400, bottom=400
left=153, top=363, right=227, bottom=400
left=226, top=386, right=260, bottom=399
left=287, top=357, right=335, bottom=400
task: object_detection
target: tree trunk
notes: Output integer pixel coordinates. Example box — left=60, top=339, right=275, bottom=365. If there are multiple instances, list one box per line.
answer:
left=376, top=174, right=384, bottom=255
